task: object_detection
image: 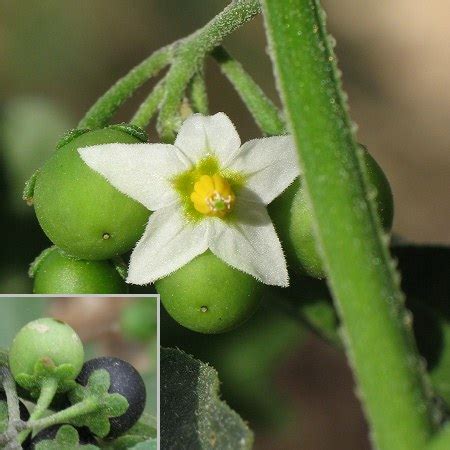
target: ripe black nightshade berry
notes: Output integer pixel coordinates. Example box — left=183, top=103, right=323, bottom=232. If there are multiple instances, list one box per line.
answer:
left=25, top=425, right=96, bottom=449
left=76, top=357, right=146, bottom=438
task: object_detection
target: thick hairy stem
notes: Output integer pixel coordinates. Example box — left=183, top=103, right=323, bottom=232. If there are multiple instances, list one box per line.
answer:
left=212, top=46, right=285, bottom=135
left=262, top=0, right=435, bottom=449
left=157, top=0, right=262, bottom=142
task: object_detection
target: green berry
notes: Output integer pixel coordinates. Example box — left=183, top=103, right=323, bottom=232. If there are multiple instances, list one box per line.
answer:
left=270, top=146, right=394, bottom=278
left=156, top=251, right=263, bottom=334
left=9, top=318, right=84, bottom=392
left=120, top=300, right=157, bottom=342
left=31, top=247, right=128, bottom=294
left=33, top=128, right=150, bottom=260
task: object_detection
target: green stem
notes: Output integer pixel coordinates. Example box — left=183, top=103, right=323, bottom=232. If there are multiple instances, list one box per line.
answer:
left=130, top=78, right=166, bottom=128
left=189, top=70, right=209, bottom=115
left=18, top=377, right=59, bottom=444
left=78, top=45, right=174, bottom=129
left=157, top=0, right=262, bottom=142
left=30, top=378, right=58, bottom=421
left=211, top=46, right=285, bottom=135
left=262, top=1, right=434, bottom=449
left=27, top=397, right=98, bottom=431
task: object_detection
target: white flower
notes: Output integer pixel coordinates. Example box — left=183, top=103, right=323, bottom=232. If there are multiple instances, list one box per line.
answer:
left=79, top=113, right=299, bottom=287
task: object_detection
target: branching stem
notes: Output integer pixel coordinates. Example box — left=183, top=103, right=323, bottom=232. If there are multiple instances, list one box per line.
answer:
left=27, top=397, right=98, bottom=431
left=78, top=45, right=174, bottom=129
left=157, top=0, right=262, bottom=142
left=212, top=46, right=285, bottom=135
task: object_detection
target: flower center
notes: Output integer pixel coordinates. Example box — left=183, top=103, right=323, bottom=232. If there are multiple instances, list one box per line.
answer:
left=190, top=174, right=235, bottom=217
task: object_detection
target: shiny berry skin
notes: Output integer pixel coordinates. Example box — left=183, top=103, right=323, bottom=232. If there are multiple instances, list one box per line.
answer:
left=33, top=128, right=150, bottom=260
left=32, top=247, right=128, bottom=294
left=270, top=146, right=394, bottom=279
left=156, top=251, right=263, bottom=334
left=76, top=357, right=146, bottom=438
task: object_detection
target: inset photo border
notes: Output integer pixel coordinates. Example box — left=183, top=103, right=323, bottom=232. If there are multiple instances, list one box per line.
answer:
left=0, top=295, right=159, bottom=449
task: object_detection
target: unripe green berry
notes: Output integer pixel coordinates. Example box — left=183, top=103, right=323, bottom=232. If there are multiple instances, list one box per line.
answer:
left=33, top=128, right=150, bottom=260
left=9, top=318, right=84, bottom=392
left=156, top=251, right=263, bottom=334
left=270, top=146, right=394, bottom=279
left=32, top=247, right=128, bottom=294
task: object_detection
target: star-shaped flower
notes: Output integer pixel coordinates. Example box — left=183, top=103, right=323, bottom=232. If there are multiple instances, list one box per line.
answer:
left=79, top=113, right=299, bottom=286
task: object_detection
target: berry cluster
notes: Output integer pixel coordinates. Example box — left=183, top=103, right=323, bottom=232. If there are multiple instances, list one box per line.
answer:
left=28, top=117, right=393, bottom=335
left=28, top=126, right=150, bottom=294
left=0, top=318, right=147, bottom=448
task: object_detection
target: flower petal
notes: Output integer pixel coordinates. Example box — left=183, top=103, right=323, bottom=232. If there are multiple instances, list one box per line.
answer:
left=226, top=135, right=299, bottom=204
left=127, top=204, right=209, bottom=285
left=79, top=143, right=190, bottom=211
left=208, top=201, right=288, bottom=287
left=174, top=113, right=241, bottom=165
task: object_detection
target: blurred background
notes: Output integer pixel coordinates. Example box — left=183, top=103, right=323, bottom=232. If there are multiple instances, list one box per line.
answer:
left=0, top=296, right=157, bottom=418
left=1, top=1, right=449, bottom=448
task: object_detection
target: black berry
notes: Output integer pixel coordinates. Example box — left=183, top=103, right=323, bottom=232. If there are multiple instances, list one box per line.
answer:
left=76, top=357, right=146, bottom=438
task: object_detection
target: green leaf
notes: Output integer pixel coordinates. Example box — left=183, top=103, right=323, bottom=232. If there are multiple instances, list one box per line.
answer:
left=15, top=360, right=77, bottom=398
left=69, top=369, right=128, bottom=438
left=99, top=413, right=157, bottom=449
left=34, top=425, right=100, bottom=450
left=161, top=347, right=253, bottom=450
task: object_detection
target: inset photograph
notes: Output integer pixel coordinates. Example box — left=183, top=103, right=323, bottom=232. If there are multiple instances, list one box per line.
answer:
left=0, top=296, right=157, bottom=449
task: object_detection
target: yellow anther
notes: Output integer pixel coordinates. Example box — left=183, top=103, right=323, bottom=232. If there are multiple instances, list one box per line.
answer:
left=190, top=173, right=235, bottom=217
